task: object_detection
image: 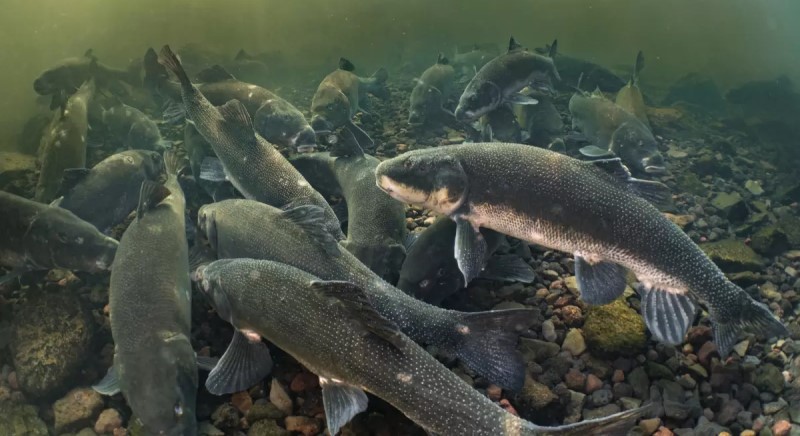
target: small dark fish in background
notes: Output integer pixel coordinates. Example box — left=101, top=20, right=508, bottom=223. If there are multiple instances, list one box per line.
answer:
left=198, top=257, right=650, bottom=436
left=451, top=43, right=499, bottom=78
left=408, top=53, right=456, bottom=126
left=35, top=79, right=95, bottom=203
left=97, top=100, right=171, bottom=151
left=310, top=57, right=389, bottom=150
left=51, top=150, right=165, bottom=233
left=534, top=41, right=626, bottom=93
left=514, top=86, right=564, bottom=146
left=474, top=104, right=522, bottom=143
left=93, top=151, right=198, bottom=436
left=454, top=37, right=560, bottom=122
left=376, top=143, right=787, bottom=356
left=0, top=190, right=118, bottom=274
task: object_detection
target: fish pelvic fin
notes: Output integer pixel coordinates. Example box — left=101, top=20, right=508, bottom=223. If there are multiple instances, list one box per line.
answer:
left=448, top=308, right=536, bottom=392
left=712, top=285, right=787, bottom=356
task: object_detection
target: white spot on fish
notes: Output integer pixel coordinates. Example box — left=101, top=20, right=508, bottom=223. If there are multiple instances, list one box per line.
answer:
left=297, top=180, right=309, bottom=187
left=455, top=324, right=470, bottom=335
left=248, top=92, right=254, bottom=98
left=54, top=140, right=62, bottom=148
left=241, top=329, right=261, bottom=342
left=396, top=372, right=412, bottom=383
left=123, top=155, right=134, bottom=164
left=80, top=135, right=85, bottom=142
left=248, top=269, right=260, bottom=280
left=63, top=110, right=69, bottom=116
left=247, top=84, right=257, bottom=90
left=75, top=237, right=84, bottom=245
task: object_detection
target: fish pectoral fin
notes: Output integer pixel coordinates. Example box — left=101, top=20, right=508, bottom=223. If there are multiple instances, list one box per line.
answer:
left=311, top=280, right=406, bottom=351
left=579, top=145, right=614, bottom=157
left=479, top=255, right=536, bottom=283
left=320, top=377, right=368, bottom=436
left=637, top=284, right=696, bottom=345
left=280, top=204, right=341, bottom=257
left=195, top=355, right=220, bottom=371
left=136, top=180, right=170, bottom=219
left=574, top=255, right=627, bottom=305
left=93, top=365, right=121, bottom=396
left=344, top=120, right=374, bottom=150
left=205, top=330, right=273, bottom=395
left=505, top=93, right=539, bottom=105
left=588, top=158, right=674, bottom=209
left=403, top=231, right=418, bottom=251
left=199, top=157, right=228, bottom=183
left=454, top=218, right=488, bottom=285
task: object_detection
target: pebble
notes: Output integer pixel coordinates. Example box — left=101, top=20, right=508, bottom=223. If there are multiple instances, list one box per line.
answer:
left=211, top=403, right=240, bottom=429
left=640, top=417, right=662, bottom=435
left=589, top=389, right=613, bottom=407
left=764, top=397, right=788, bottom=415
left=585, top=373, right=603, bottom=394
left=612, top=369, right=625, bottom=384
left=542, top=320, right=557, bottom=342
left=564, top=369, right=586, bottom=391
left=269, top=379, right=293, bottom=416
left=284, top=416, right=320, bottom=436
left=289, top=372, right=318, bottom=393
left=232, top=391, right=253, bottom=414
left=562, top=329, right=586, bottom=357
left=53, top=387, right=105, bottom=434
left=94, top=409, right=122, bottom=434
left=561, top=305, right=583, bottom=326
left=486, top=384, right=502, bottom=401
left=773, top=419, right=792, bottom=436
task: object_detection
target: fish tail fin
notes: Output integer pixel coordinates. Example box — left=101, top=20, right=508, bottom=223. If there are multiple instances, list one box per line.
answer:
left=523, top=403, right=652, bottom=435
left=632, top=50, right=645, bottom=85
left=449, top=309, right=535, bottom=392
left=712, top=284, right=787, bottom=356
left=364, top=67, right=390, bottom=100
left=158, top=45, right=192, bottom=92
left=143, top=47, right=169, bottom=91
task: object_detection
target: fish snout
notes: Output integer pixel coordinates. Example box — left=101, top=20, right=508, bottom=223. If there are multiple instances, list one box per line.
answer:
left=642, top=155, right=667, bottom=174
left=310, top=116, right=333, bottom=134
left=33, top=78, right=49, bottom=94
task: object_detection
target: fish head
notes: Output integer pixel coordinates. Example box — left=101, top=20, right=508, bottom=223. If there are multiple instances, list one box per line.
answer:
left=291, top=126, right=319, bottom=153
left=375, top=150, right=468, bottom=216
left=140, top=150, right=166, bottom=180
left=33, top=65, right=70, bottom=95
left=408, top=83, right=443, bottom=126
left=26, top=208, right=118, bottom=272
left=126, top=335, right=198, bottom=436
left=253, top=104, right=317, bottom=151
left=455, top=80, right=501, bottom=122
left=195, top=260, right=236, bottom=323
left=611, top=122, right=666, bottom=175
left=310, top=87, right=350, bottom=131
left=196, top=204, right=220, bottom=252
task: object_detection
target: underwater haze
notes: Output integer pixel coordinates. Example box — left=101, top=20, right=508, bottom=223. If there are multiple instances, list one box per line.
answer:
left=1, top=0, right=800, bottom=145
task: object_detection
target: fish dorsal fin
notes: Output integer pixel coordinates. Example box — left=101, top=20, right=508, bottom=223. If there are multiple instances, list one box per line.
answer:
left=312, top=280, right=405, bottom=350
left=592, top=86, right=604, bottom=97
left=338, top=57, right=355, bottom=71
left=589, top=158, right=673, bottom=209
left=436, top=52, right=449, bottom=65
left=548, top=39, right=558, bottom=58
left=320, top=377, right=368, bottom=436
left=508, top=36, right=523, bottom=52
left=280, top=204, right=341, bottom=256
left=234, top=49, right=249, bottom=61
left=84, top=49, right=97, bottom=62
left=136, top=180, right=170, bottom=219
left=218, top=99, right=254, bottom=130
left=632, top=50, right=645, bottom=85
left=197, top=64, right=236, bottom=83
left=57, top=168, right=91, bottom=197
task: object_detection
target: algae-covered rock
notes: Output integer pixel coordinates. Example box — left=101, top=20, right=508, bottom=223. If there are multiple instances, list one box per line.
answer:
left=11, top=290, right=94, bottom=399
left=675, top=172, right=708, bottom=196
left=700, top=239, right=763, bottom=272
left=751, top=224, right=791, bottom=256
left=583, top=298, right=646, bottom=356
left=0, top=401, right=49, bottom=436
left=248, top=419, right=290, bottom=436
left=53, top=387, right=105, bottom=434
left=517, top=375, right=557, bottom=410
left=711, top=191, right=748, bottom=221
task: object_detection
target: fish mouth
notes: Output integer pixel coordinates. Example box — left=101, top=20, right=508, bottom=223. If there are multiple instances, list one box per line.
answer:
left=644, top=165, right=667, bottom=174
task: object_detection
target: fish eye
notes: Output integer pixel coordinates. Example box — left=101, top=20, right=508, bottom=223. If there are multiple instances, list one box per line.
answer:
left=436, top=268, right=446, bottom=278
left=419, top=279, right=431, bottom=289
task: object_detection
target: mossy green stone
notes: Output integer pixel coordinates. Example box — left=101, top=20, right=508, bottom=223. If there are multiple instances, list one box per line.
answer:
left=0, top=402, right=49, bottom=436
left=583, top=297, right=646, bottom=356
left=700, top=239, right=763, bottom=272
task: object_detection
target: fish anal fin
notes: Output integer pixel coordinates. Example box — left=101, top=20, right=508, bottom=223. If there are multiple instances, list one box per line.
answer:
left=637, top=284, right=696, bottom=345
left=320, top=377, right=368, bottom=436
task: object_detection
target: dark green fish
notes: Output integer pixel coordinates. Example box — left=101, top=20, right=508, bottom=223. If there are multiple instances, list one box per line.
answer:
left=198, top=258, right=650, bottom=436
left=408, top=53, right=456, bottom=126
left=375, top=143, right=787, bottom=356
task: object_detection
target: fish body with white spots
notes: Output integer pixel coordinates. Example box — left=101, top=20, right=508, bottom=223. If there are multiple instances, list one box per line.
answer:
left=0, top=190, right=118, bottom=273
left=156, top=45, right=343, bottom=239
left=35, top=79, right=95, bottom=203
left=375, top=143, right=787, bottom=355
left=199, top=258, right=649, bottom=436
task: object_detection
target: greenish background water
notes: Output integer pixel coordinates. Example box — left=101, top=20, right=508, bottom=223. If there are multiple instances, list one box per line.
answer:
left=1, top=0, right=798, bottom=146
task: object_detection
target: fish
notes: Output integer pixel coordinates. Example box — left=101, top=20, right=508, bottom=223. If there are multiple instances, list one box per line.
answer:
left=51, top=150, right=165, bottom=233
left=197, top=257, right=650, bottom=436
left=375, top=143, right=788, bottom=356
left=474, top=104, right=522, bottom=143
left=615, top=51, right=651, bottom=130
left=514, top=87, right=564, bottom=146
left=398, top=216, right=534, bottom=306
left=156, top=45, right=343, bottom=240
left=451, top=43, right=499, bottom=77
left=35, top=79, right=95, bottom=203
left=569, top=90, right=666, bottom=174
left=408, top=53, right=456, bottom=126
left=196, top=199, right=534, bottom=391
left=33, top=49, right=139, bottom=110
left=93, top=151, right=198, bottom=436
left=290, top=132, right=407, bottom=281
left=144, top=48, right=317, bottom=152
left=0, top=190, right=118, bottom=274
left=534, top=42, right=626, bottom=93
left=310, top=57, right=389, bottom=149
left=454, top=37, right=560, bottom=122
left=99, top=101, right=171, bottom=151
